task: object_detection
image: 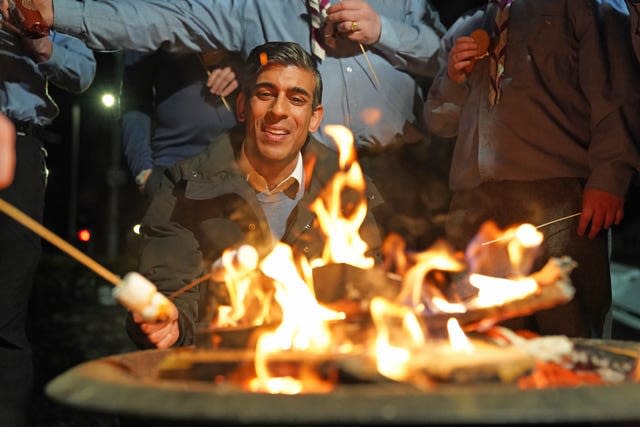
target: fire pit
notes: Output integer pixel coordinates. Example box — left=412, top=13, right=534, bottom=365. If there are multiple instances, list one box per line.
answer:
left=46, top=339, right=640, bottom=425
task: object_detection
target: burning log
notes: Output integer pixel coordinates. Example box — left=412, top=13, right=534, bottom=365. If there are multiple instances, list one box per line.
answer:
left=408, top=339, right=535, bottom=383
left=420, top=257, right=576, bottom=334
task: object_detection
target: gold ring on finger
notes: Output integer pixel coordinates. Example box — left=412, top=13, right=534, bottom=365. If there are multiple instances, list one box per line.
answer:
left=351, top=20, right=359, bottom=32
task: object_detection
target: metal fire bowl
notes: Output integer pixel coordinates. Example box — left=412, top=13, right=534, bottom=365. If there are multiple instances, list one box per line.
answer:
left=46, top=339, right=640, bottom=425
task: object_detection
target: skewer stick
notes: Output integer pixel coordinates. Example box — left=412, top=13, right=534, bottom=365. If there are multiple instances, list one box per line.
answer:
left=0, top=197, right=121, bottom=285
left=197, top=54, right=231, bottom=112
left=168, top=272, right=213, bottom=300
left=481, top=212, right=582, bottom=246
left=359, top=43, right=381, bottom=88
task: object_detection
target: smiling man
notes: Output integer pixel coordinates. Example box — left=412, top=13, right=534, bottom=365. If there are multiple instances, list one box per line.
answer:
left=127, top=42, right=383, bottom=349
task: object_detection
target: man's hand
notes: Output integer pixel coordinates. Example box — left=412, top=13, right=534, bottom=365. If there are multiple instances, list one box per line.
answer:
left=448, top=36, right=479, bottom=84
left=131, top=304, right=180, bottom=349
left=0, top=113, right=16, bottom=189
left=578, top=188, right=625, bottom=240
left=325, top=0, right=381, bottom=46
left=21, top=36, right=52, bottom=62
left=206, top=66, right=238, bottom=98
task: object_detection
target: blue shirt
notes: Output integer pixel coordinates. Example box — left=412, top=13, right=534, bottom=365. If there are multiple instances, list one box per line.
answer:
left=121, top=50, right=237, bottom=178
left=0, top=30, right=96, bottom=125
left=52, top=0, right=445, bottom=150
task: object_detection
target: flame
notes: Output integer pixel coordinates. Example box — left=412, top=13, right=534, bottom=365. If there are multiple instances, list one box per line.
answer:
left=214, top=246, right=269, bottom=328
left=396, top=240, right=465, bottom=309
left=508, top=224, right=543, bottom=277
left=310, top=125, right=373, bottom=270
left=248, top=243, right=344, bottom=394
left=468, top=274, right=539, bottom=308
left=370, top=297, right=425, bottom=381
left=447, top=318, right=474, bottom=353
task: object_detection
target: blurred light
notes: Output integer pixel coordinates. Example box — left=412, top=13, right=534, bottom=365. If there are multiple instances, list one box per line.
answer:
left=101, top=93, right=116, bottom=108
left=77, top=228, right=92, bottom=243
left=132, top=224, right=141, bottom=235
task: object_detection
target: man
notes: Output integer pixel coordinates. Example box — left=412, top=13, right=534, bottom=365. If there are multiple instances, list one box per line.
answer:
left=0, top=23, right=96, bottom=427
left=126, top=42, right=383, bottom=350
left=425, top=0, right=640, bottom=338
left=0, top=0, right=447, bottom=247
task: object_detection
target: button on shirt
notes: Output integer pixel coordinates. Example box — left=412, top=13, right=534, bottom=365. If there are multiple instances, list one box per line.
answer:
left=52, top=0, right=445, bottom=150
left=237, top=143, right=304, bottom=240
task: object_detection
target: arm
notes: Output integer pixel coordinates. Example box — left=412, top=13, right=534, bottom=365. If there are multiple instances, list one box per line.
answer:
left=49, top=0, right=244, bottom=54
left=574, top=3, right=640, bottom=238
left=423, top=32, right=474, bottom=138
left=36, top=32, right=96, bottom=93
left=121, top=51, right=154, bottom=189
left=0, top=113, right=16, bottom=190
left=129, top=168, right=205, bottom=348
left=325, top=0, right=445, bottom=76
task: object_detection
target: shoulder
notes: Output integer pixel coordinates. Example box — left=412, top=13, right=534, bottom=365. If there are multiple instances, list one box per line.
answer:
left=169, top=127, right=243, bottom=182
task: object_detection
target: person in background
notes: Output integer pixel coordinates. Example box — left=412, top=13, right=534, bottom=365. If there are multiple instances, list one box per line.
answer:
left=125, top=42, right=383, bottom=349
left=0, top=0, right=447, bottom=249
left=0, top=112, right=15, bottom=189
left=425, top=0, right=640, bottom=339
left=121, top=49, right=240, bottom=197
left=0, top=25, right=96, bottom=427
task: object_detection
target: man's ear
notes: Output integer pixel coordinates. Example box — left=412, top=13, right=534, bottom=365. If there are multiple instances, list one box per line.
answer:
left=236, top=92, right=246, bottom=122
left=308, top=104, right=324, bottom=133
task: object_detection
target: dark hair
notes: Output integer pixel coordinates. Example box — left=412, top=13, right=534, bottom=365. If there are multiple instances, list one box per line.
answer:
left=243, top=41, right=323, bottom=108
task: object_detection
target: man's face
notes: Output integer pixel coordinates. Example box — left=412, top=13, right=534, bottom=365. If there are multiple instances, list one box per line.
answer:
left=237, top=64, right=323, bottom=174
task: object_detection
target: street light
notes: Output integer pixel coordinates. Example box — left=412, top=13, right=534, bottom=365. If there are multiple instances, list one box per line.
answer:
left=101, top=92, right=116, bottom=108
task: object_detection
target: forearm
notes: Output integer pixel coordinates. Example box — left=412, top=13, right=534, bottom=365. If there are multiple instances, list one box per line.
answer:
left=372, top=0, right=445, bottom=77
left=38, top=33, right=96, bottom=93
left=52, top=0, right=242, bottom=53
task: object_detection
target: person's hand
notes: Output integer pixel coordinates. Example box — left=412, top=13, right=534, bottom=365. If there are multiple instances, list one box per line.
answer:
left=0, top=112, right=16, bottom=189
left=325, top=0, right=381, bottom=46
left=448, top=36, right=479, bottom=84
left=21, top=36, right=52, bottom=62
left=206, top=66, right=238, bottom=98
left=0, top=0, right=54, bottom=32
left=577, top=188, right=625, bottom=240
left=131, top=304, right=180, bottom=349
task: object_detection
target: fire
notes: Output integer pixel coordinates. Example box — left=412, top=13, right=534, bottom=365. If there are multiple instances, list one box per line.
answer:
left=248, top=243, right=344, bottom=394
left=508, top=223, right=543, bottom=277
left=370, top=296, right=425, bottom=381
left=213, top=245, right=270, bottom=328
left=447, top=318, right=473, bottom=353
left=467, top=274, right=539, bottom=308
left=395, top=240, right=465, bottom=310
left=310, top=125, right=373, bottom=270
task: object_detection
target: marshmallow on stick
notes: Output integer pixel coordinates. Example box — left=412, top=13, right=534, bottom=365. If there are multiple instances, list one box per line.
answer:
left=210, top=244, right=259, bottom=282
left=112, top=272, right=176, bottom=323
left=0, top=197, right=176, bottom=323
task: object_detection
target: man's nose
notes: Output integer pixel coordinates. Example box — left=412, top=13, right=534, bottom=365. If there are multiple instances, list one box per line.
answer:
left=268, top=93, right=288, bottom=117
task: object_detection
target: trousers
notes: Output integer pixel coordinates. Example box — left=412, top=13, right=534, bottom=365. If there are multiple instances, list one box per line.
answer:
left=0, top=132, right=47, bottom=427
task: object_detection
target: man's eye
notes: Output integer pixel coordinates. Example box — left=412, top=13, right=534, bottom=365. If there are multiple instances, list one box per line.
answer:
left=256, top=91, right=273, bottom=99
left=291, top=97, right=306, bottom=105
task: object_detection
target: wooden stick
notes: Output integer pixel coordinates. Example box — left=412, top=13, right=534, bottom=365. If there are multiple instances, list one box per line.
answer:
left=0, top=197, right=121, bottom=286
left=481, top=212, right=582, bottom=246
left=197, top=54, right=231, bottom=112
left=359, top=43, right=381, bottom=88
